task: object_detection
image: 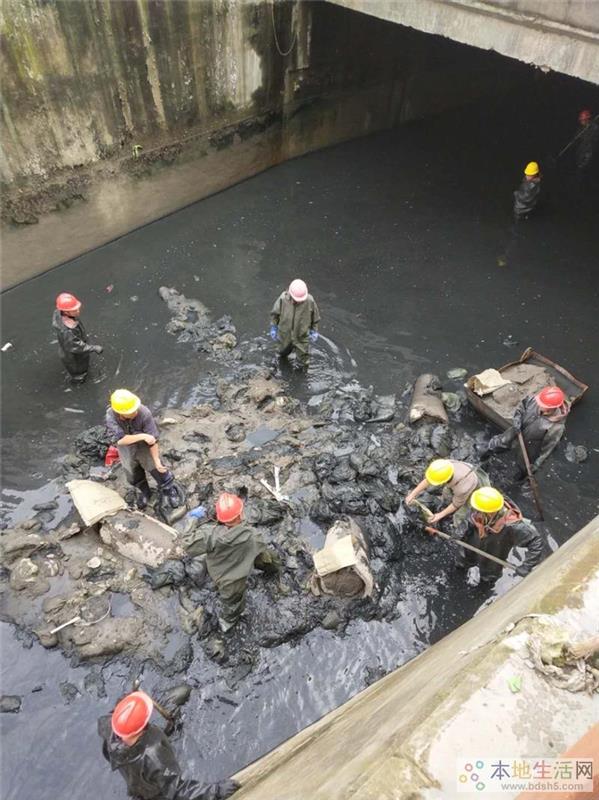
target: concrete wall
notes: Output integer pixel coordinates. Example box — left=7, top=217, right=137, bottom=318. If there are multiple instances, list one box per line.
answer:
left=0, top=0, right=509, bottom=287
left=232, top=514, right=599, bottom=799
left=328, top=0, right=599, bottom=85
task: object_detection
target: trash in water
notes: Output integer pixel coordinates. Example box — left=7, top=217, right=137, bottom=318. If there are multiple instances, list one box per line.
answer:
left=64, top=407, right=85, bottom=414
left=507, top=675, right=522, bottom=693
left=1, top=343, right=13, bottom=352
left=130, top=295, right=138, bottom=302
left=565, top=443, right=588, bottom=463
left=447, top=367, right=468, bottom=380
left=502, top=336, right=519, bottom=348
left=106, top=284, right=114, bottom=293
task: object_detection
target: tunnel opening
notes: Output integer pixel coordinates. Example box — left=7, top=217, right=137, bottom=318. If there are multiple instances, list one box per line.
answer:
left=1, top=2, right=598, bottom=799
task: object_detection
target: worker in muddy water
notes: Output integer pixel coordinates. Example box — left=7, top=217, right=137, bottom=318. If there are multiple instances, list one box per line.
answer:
left=404, top=458, right=490, bottom=532
left=478, top=386, right=570, bottom=480
left=182, top=492, right=281, bottom=632
left=52, top=292, right=103, bottom=382
left=513, top=161, right=542, bottom=221
left=99, top=690, right=239, bottom=799
left=575, top=109, right=599, bottom=173
left=441, top=487, right=545, bottom=585
left=270, top=278, right=320, bottom=369
left=106, top=389, right=185, bottom=512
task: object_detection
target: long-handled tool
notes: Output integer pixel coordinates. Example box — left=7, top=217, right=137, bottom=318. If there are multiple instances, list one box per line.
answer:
left=555, top=114, right=599, bottom=160
left=517, top=433, right=544, bottom=521
left=131, top=677, right=175, bottom=725
left=424, top=525, right=518, bottom=574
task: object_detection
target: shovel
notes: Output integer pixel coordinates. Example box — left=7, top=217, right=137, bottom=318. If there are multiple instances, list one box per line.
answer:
left=517, top=433, right=544, bottom=520
left=424, top=525, right=518, bottom=573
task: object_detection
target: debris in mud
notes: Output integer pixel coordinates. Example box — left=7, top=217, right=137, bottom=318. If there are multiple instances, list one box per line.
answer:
left=447, top=367, right=468, bottom=380
left=159, top=286, right=237, bottom=356
left=0, top=695, right=22, bottom=713
left=565, top=443, right=588, bottom=463
left=1, top=366, right=481, bottom=679
left=409, top=374, right=448, bottom=424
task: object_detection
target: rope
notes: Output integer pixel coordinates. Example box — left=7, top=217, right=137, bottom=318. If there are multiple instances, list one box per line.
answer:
left=271, top=0, right=296, bottom=57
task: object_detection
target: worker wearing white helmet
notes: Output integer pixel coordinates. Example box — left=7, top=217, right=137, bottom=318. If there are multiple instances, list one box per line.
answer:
left=270, top=279, right=321, bottom=368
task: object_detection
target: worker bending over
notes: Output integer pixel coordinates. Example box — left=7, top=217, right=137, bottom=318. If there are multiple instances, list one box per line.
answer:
left=513, top=161, right=541, bottom=220
left=575, top=109, right=599, bottom=173
left=106, top=389, right=184, bottom=511
left=99, top=690, right=238, bottom=799
left=452, top=487, right=545, bottom=584
left=270, top=279, right=320, bottom=368
left=478, top=386, right=570, bottom=479
left=405, top=458, right=489, bottom=529
left=53, top=292, right=102, bottom=382
left=183, top=493, right=280, bottom=632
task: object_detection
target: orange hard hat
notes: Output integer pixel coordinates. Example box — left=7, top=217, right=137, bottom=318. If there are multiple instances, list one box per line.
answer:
left=536, top=386, right=565, bottom=410
left=111, top=691, right=153, bottom=740
left=56, top=292, right=81, bottom=312
left=215, top=492, right=244, bottom=523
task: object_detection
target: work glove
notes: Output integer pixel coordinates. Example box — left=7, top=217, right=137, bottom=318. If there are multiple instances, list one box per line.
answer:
left=269, top=324, right=278, bottom=341
left=309, top=329, right=319, bottom=343
left=91, top=344, right=104, bottom=354
left=188, top=505, right=206, bottom=519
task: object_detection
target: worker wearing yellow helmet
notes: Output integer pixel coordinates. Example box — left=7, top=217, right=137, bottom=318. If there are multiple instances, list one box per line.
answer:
left=105, top=389, right=184, bottom=514
left=513, top=161, right=542, bottom=220
left=405, top=458, right=490, bottom=528
left=457, top=487, right=545, bottom=584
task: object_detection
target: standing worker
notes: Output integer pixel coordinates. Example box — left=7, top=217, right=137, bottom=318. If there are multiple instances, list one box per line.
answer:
left=52, top=292, right=103, bottom=382
left=183, top=492, right=281, bottom=632
left=270, top=279, right=320, bottom=369
left=445, top=487, right=545, bottom=584
left=478, top=386, right=570, bottom=480
left=513, top=161, right=542, bottom=220
left=98, top=690, right=238, bottom=799
left=405, top=458, right=489, bottom=529
left=575, top=109, right=599, bottom=173
left=106, top=389, right=185, bottom=511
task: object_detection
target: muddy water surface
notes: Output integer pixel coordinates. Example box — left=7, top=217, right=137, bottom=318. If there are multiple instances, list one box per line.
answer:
left=2, top=75, right=599, bottom=798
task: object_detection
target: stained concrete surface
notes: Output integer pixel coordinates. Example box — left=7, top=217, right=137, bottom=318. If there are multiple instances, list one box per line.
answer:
left=1, top=71, right=599, bottom=799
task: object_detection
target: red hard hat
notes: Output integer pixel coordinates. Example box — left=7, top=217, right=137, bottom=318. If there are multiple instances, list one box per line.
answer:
left=536, top=386, right=565, bottom=410
left=579, top=109, right=592, bottom=123
left=111, top=691, right=153, bottom=740
left=215, top=492, right=244, bottom=523
left=56, top=292, right=81, bottom=312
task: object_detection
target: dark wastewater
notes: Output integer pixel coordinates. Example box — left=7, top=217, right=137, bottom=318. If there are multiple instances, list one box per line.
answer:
left=1, top=73, right=599, bottom=799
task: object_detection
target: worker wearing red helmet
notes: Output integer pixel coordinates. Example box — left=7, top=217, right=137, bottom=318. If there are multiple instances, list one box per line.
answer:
left=575, top=108, right=598, bottom=172
left=183, top=492, right=281, bottom=632
left=479, top=386, right=570, bottom=480
left=270, top=279, right=321, bottom=368
left=98, top=690, right=238, bottom=799
left=52, top=292, right=103, bottom=382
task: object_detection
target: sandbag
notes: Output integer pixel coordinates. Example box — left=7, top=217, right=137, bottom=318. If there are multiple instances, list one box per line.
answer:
left=408, top=374, right=448, bottom=424
left=311, top=518, right=374, bottom=599
left=100, top=510, right=179, bottom=567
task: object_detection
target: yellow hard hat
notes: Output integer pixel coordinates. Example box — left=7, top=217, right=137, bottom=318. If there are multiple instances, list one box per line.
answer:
left=524, top=161, right=539, bottom=176
left=110, top=389, right=141, bottom=415
left=470, top=487, right=504, bottom=514
left=425, top=459, right=454, bottom=486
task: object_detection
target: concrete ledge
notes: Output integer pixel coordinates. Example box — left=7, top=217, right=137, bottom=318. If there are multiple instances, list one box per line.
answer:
left=328, top=0, right=599, bottom=84
left=233, top=515, right=599, bottom=799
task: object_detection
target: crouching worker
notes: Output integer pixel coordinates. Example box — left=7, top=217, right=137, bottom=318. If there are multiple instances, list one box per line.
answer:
left=452, top=487, right=545, bottom=584
left=183, top=493, right=281, bottom=632
left=99, top=690, right=238, bottom=799
left=106, top=389, right=185, bottom=512
left=478, top=386, right=570, bottom=480
left=405, top=459, right=489, bottom=531
left=310, top=518, right=374, bottom=599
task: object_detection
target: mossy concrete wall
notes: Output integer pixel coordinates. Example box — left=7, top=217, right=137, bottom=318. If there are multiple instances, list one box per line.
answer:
left=0, top=0, right=509, bottom=287
left=232, top=514, right=599, bottom=799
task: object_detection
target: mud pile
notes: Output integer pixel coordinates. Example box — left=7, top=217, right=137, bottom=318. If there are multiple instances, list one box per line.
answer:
left=0, top=365, right=477, bottom=678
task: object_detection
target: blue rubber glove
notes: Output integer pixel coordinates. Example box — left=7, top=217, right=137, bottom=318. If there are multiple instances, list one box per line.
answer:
left=188, top=505, right=206, bottom=519
left=309, top=329, right=319, bottom=343
left=270, top=324, right=278, bottom=341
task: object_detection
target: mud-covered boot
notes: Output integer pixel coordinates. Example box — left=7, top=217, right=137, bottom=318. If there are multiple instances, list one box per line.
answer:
left=133, top=479, right=152, bottom=510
